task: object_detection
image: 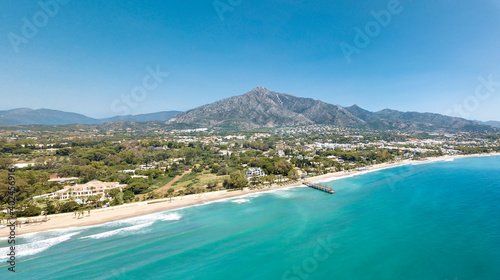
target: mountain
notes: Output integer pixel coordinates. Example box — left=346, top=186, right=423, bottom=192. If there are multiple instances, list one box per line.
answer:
left=168, top=87, right=365, bottom=130
left=100, top=111, right=182, bottom=123
left=0, top=108, right=98, bottom=126
left=0, top=108, right=181, bottom=126
left=169, top=87, right=497, bottom=133
left=344, top=106, right=492, bottom=132
left=477, top=120, right=500, bottom=128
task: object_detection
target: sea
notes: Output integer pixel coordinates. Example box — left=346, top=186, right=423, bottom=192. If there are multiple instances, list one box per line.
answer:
left=1, top=155, right=499, bottom=279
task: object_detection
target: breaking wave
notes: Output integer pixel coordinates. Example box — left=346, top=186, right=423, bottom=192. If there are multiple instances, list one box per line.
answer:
left=0, top=232, right=80, bottom=261
left=232, top=199, right=250, bottom=204
left=81, top=222, right=153, bottom=240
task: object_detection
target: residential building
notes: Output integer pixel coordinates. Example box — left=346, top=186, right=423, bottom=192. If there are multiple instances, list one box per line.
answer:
left=246, top=167, right=266, bottom=178
left=33, top=180, right=126, bottom=201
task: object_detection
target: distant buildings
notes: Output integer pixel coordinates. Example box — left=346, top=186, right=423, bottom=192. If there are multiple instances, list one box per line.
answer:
left=219, top=150, right=232, bottom=156
left=246, top=167, right=266, bottom=178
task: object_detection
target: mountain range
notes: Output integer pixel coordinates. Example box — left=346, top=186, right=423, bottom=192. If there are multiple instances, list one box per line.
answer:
left=1, top=87, right=498, bottom=133
left=168, top=87, right=497, bottom=133
left=0, top=108, right=181, bottom=126
left=478, top=120, right=500, bottom=128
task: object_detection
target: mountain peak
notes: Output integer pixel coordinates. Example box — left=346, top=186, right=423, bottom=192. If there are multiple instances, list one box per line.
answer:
left=247, top=86, right=272, bottom=95
left=252, top=86, right=268, bottom=91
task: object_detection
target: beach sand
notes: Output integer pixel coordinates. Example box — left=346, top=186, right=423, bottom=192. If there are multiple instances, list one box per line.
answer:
left=1, top=153, right=497, bottom=237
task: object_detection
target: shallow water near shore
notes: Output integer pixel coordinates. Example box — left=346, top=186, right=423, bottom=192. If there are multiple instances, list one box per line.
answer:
left=1, top=156, right=500, bottom=279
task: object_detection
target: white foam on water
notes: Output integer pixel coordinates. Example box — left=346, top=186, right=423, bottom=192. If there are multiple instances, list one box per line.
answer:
left=265, top=186, right=300, bottom=193
left=266, top=187, right=300, bottom=198
left=79, top=212, right=183, bottom=240
left=160, top=213, right=182, bottom=221
left=81, top=222, right=154, bottom=240
left=0, top=232, right=80, bottom=261
left=444, top=158, right=454, bottom=162
left=18, top=232, right=41, bottom=239
left=232, top=199, right=250, bottom=204
left=103, top=212, right=182, bottom=227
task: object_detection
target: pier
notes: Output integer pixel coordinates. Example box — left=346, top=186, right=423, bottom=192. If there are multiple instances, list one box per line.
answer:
left=304, top=183, right=335, bottom=194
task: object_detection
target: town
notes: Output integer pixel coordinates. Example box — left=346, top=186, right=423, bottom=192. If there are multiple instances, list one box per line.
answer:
left=1, top=123, right=499, bottom=221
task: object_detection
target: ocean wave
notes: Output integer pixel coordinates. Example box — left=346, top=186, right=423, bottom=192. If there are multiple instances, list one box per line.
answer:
left=160, top=213, right=182, bottom=221
left=266, top=187, right=299, bottom=198
left=81, top=222, right=154, bottom=240
left=232, top=199, right=250, bottom=204
left=77, top=212, right=181, bottom=240
left=105, top=212, right=182, bottom=227
left=0, top=232, right=80, bottom=261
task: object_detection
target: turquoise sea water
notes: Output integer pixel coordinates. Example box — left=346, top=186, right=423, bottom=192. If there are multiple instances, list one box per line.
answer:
left=1, top=155, right=500, bottom=280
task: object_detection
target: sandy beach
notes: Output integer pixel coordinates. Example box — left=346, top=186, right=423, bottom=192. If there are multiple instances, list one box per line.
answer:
left=1, top=153, right=497, bottom=237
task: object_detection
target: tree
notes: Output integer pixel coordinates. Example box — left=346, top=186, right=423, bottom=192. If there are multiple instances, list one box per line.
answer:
left=274, top=159, right=293, bottom=175
left=224, top=170, right=248, bottom=189
left=144, top=169, right=163, bottom=179
left=56, top=147, right=72, bottom=156
left=60, top=201, right=80, bottom=213
left=287, top=169, right=299, bottom=180
left=177, top=189, right=184, bottom=198
left=108, top=188, right=121, bottom=199
left=167, top=188, right=175, bottom=202
left=0, top=158, right=14, bottom=169
left=118, top=150, right=136, bottom=164
left=19, top=205, right=42, bottom=217
left=125, top=182, right=149, bottom=194
left=123, top=190, right=135, bottom=202
left=45, top=200, right=57, bottom=214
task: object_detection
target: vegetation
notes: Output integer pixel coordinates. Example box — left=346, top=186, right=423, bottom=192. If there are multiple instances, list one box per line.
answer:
left=1, top=123, right=499, bottom=218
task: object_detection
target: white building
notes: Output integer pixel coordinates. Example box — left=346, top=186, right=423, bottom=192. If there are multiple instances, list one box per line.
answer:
left=246, top=168, right=266, bottom=178
left=33, top=180, right=126, bottom=201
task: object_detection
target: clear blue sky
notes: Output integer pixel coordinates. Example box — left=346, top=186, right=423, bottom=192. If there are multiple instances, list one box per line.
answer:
left=1, top=0, right=499, bottom=121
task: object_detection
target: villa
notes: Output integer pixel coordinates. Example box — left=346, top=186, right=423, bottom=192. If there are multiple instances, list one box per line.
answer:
left=33, top=180, right=127, bottom=201
left=246, top=167, right=266, bottom=178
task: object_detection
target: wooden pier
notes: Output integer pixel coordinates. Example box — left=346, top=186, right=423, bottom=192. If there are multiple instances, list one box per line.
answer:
left=304, top=183, right=335, bottom=194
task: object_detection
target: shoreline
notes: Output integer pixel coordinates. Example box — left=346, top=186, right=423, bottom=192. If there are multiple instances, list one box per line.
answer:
left=1, top=152, right=498, bottom=237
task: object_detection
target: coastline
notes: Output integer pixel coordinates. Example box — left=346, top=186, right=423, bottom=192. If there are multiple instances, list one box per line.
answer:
left=2, top=152, right=498, bottom=237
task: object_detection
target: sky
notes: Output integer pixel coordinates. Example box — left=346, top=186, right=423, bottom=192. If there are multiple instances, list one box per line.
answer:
left=1, top=0, right=500, bottom=121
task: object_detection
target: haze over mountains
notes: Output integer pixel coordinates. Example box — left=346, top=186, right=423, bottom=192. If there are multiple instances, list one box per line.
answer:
left=1, top=87, right=497, bottom=133
left=0, top=108, right=181, bottom=126
left=478, top=121, right=500, bottom=128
